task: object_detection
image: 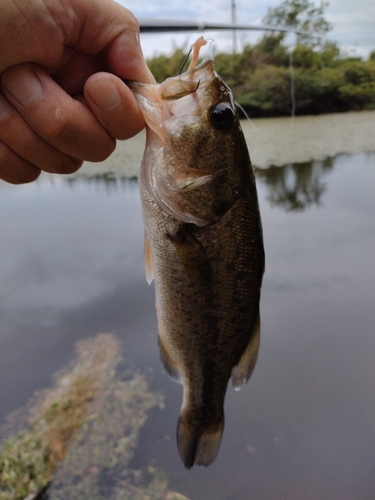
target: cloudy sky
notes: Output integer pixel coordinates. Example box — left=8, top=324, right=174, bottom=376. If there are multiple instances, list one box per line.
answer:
left=118, top=0, right=375, bottom=59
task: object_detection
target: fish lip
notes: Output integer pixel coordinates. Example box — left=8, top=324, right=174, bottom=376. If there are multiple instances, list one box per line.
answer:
left=181, top=55, right=214, bottom=76
left=124, top=79, right=147, bottom=90
left=125, top=56, right=214, bottom=92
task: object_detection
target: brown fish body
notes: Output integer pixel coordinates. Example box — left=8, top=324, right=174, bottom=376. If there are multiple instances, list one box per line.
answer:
left=132, top=39, right=264, bottom=468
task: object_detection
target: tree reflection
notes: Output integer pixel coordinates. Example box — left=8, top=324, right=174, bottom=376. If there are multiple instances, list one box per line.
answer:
left=60, top=157, right=336, bottom=213
left=64, top=174, right=138, bottom=194
left=255, top=157, right=334, bottom=211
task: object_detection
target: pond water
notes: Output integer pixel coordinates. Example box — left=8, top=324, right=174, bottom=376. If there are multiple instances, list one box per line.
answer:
left=1, top=114, right=375, bottom=499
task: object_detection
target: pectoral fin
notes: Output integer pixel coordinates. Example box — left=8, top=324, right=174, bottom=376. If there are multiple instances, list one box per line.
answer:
left=144, top=233, right=154, bottom=285
left=166, top=225, right=212, bottom=284
left=231, top=312, right=260, bottom=390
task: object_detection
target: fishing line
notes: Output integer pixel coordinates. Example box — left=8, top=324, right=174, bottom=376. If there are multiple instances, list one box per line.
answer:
left=235, top=102, right=251, bottom=122
left=236, top=102, right=268, bottom=140
left=179, top=48, right=193, bottom=75
left=289, top=50, right=296, bottom=122
left=288, top=33, right=326, bottom=121
left=317, top=35, right=328, bottom=88
left=235, top=102, right=271, bottom=147
left=179, top=38, right=215, bottom=75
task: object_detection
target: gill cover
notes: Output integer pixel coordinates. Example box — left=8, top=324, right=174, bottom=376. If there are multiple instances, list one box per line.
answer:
left=131, top=39, right=241, bottom=226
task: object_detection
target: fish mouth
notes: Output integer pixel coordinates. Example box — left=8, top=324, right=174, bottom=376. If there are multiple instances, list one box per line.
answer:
left=178, top=56, right=215, bottom=87
left=127, top=54, right=216, bottom=138
left=130, top=37, right=235, bottom=227
left=128, top=36, right=216, bottom=108
left=127, top=56, right=215, bottom=92
left=127, top=56, right=215, bottom=96
left=127, top=35, right=214, bottom=92
left=181, top=55, right=214, bottom=77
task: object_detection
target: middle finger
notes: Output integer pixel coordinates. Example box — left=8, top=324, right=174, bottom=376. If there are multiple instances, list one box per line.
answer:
left=0, top=92, right=83, bottom=174
left=1, top=64, right=116, bottom=162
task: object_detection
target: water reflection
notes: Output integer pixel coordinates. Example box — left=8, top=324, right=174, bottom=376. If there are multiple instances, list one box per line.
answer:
left=63, top=157, right=337, bottom=213
left=65, top=174, right=138, bottom=194
left=255, top=157, right=334, bottom=211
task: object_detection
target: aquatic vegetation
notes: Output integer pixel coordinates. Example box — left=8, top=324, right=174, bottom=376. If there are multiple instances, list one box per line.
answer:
left=0, top=429, right=50, bottom=499
left=0, top=334, right=188, bottom=500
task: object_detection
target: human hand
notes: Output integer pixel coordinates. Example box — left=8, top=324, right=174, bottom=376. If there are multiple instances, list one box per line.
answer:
left=0, top=0, right=154, bottom=184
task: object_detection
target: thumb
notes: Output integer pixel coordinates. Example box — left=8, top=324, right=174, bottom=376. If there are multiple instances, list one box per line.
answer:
left=84, top=72, right=146, bottom=140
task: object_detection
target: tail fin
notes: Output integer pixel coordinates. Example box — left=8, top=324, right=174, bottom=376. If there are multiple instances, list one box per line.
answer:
left=176, top=415, right=224, bottom=469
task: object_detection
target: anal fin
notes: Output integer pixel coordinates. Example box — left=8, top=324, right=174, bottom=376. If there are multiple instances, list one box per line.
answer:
left=231, top=311, right=260, bottom=390
left=158, top=334, right=181, bottom=382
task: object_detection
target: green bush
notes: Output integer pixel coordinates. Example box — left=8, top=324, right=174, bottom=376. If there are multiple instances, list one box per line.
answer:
left=145, top=38, right=375, bottom=116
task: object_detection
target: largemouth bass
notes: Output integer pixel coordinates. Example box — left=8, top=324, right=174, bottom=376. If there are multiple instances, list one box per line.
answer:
left=131, top=37, right=264, bottom=469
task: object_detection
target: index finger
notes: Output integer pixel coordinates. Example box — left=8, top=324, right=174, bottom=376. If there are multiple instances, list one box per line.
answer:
left=1, top=0, right=154, bottom=85
left=72, top=2, right=155, bottom=84
left=105, top=32, right=156, bottom=85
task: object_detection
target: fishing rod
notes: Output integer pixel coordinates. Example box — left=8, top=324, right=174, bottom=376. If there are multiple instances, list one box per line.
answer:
left=138, top=19, right=314, bottom=38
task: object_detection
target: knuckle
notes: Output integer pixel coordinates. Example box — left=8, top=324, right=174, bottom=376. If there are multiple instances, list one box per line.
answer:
left=126, top=11, right=140, bottom=33
left=123, top=11, right=141, bottom=43
left=0, top=142, right=40, bottom=184
left=40, top=105, right=72, bottom=141
left=52, top=158, right=83, bottom=175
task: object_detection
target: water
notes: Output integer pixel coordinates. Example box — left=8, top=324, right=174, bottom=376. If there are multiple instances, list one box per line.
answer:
left=1, top=115, right=375, bottom=499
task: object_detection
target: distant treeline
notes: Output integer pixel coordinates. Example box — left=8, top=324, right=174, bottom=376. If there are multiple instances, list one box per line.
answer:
left=147, top=36, right=375, bottom=117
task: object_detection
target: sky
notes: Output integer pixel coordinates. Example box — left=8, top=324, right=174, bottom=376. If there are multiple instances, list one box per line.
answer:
left=117, top=0, right=375, bottom=59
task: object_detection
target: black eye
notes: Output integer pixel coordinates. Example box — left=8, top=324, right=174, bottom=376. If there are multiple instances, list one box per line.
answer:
left=210, top=103, right=235, bottom=130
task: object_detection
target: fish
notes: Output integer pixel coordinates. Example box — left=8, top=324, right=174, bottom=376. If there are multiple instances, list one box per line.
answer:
left=130, top=37, right=264, bottom=469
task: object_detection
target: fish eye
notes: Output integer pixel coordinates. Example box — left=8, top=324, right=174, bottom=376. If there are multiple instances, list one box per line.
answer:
left=210, top=103, right=235, bottom=130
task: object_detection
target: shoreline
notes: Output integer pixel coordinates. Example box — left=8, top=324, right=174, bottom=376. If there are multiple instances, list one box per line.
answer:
left=71, top=110, right=375, bottom=178
left=2, top=110, right=375, bottom=187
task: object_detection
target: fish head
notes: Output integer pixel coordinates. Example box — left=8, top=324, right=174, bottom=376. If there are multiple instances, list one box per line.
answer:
left=131, top=41, right=252, bottom=226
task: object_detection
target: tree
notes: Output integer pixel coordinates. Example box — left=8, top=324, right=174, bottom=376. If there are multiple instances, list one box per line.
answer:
left=262, top=0, right=332, bottom=45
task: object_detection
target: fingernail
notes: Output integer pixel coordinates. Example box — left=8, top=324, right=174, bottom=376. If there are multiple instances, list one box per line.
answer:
left=2, top=69, right=43, bottom=107
left=89, top=79, right=122, bottom=112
